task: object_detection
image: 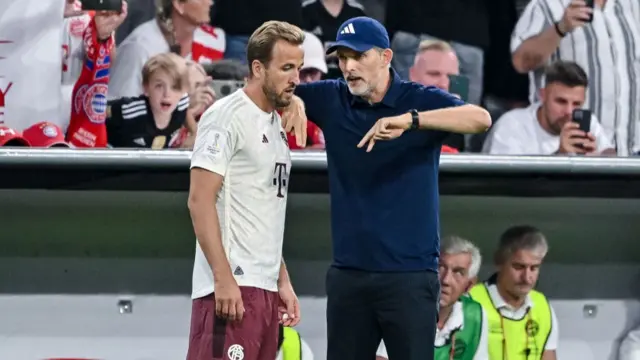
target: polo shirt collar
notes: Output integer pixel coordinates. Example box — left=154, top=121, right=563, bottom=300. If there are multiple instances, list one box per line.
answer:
left=349, top=68, right=403, bottom=107
left=434, top=300, right=464, bottom=346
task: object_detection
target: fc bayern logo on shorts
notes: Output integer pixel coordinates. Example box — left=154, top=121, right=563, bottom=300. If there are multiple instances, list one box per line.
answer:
left=227, top=344, right=244, bottom=360
left=83, top=83, right=108, bottom=124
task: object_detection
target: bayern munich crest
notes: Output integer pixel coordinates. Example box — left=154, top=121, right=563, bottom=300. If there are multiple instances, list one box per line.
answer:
left=83, top=83, right=108, bottom=124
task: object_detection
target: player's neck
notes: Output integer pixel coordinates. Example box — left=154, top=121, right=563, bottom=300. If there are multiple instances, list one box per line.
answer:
left=437, top=305, right=454, bottom=330
left=365, top=70, right=392, bottom=104
left=244, top=82, right=275, bottom=113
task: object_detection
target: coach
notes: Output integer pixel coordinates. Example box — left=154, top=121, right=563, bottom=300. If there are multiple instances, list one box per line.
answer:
left=291, top=17, right=491, bottom=360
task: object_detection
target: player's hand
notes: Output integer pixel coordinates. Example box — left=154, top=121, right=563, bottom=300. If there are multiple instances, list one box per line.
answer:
left=278, top=282, right=301, bottom=327
left=190, top=78, right=217, bottom=117
left=558, top=0, right=593, bottom=34
left=94, top=1, right=128, bottom=41
left=281, top=95, right=307, bottom=148
left=357, top=112, right=411, bottom=152
left=214, top=275, right=245, bottom=322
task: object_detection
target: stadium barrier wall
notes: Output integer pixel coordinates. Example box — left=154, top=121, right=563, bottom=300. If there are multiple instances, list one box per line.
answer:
left=0, top=148, right=639, bottom=298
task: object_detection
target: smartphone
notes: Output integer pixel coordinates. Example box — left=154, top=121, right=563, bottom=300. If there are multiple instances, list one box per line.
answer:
left=448, top=75, right=469, bottom=102
left=572, top=109, right=591, bottom=133
left=81, top=0, right=122, bottom=12
left=210, top=80, right=244, bottom=99
left=583, top=0, right=595, bottom=22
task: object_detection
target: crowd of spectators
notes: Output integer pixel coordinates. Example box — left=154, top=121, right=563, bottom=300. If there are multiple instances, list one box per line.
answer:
left=0, top=0, right=638, bottom=156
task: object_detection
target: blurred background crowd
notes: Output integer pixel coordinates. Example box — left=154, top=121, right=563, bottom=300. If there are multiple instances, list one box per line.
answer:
left=1, top=0, right=638, bottom=156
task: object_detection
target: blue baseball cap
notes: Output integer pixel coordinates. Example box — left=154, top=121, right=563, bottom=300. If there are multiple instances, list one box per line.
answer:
left=326, top=16, right=390, bottom=55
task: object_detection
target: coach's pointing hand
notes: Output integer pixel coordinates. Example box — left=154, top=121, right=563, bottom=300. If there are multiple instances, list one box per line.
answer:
left=358, top=112, right=412, bottom=152
left=214, top=275, right=245, bottom=322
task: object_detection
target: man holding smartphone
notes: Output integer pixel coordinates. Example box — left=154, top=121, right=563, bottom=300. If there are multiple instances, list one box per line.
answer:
left=511, top=0, right=640, bottom=155
left=483, top=61, right=615, bottom=155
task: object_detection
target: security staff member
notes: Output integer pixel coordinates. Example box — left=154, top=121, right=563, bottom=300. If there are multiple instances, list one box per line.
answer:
left=289, top=16, right=491, bottom=360
left=276, top=324, right=314, bottom=360
left=469, top=226, right=559, bottom=360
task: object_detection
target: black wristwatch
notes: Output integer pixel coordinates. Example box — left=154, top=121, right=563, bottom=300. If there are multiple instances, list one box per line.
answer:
left=408, top=109, right=420, bottom=131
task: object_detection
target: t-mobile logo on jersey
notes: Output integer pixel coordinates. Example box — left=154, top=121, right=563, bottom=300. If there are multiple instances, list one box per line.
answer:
left=272, top=162, right=289, bottom=198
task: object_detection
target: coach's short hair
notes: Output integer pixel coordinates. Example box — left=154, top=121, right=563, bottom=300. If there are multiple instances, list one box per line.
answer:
left=494, top=225, right=548, bottom=265
left=141, top=53, right=188, bottom=91
left=246, top=21, right=305, bottom=77
left=544, top=61, right=588, bottom=88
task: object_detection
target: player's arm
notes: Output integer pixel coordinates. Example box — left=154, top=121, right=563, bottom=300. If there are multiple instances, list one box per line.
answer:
left=277, top=259, right=301, bottom=326
left=278, top=259, right=292, bottom=287
left=412, top=87, right=492, bottom=134
left=188, top=169, right=231, bottom=279
left=188, top=112, right=244, bottom=321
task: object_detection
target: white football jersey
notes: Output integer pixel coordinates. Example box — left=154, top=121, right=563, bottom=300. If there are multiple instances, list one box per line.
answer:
left=190, top=90, right=292, bottom=299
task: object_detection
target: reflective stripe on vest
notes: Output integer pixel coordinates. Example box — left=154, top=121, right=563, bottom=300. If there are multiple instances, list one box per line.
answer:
left=435, top=297, right=483, bottom=360
left=469, top=284, right=552, bottom=360
left=282, top=327, right=302, bottom=360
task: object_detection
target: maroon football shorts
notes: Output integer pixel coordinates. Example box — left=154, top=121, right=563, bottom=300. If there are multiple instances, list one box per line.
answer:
left=186, top=286, right=280, bottom=360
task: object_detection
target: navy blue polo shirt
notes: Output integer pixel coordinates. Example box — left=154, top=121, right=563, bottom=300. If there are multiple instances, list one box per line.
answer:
left=295, top=70, right=464, bottom=272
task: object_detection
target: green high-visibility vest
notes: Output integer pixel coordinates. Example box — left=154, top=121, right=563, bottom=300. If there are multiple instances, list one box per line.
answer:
left=435, top=297, right=483, bottom=360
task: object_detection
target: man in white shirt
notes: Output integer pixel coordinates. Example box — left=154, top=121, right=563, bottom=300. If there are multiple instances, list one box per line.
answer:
left=377, top=236, right=490, bottom=360
left=620, top=326, right=640, bottom=360
left=483, top=60, right=615, bottom=155
left=510, top=0, right=640, bottom=155
left=469, top=225, right=559, bottom=360
left=185, top=21, right=305, bottom=360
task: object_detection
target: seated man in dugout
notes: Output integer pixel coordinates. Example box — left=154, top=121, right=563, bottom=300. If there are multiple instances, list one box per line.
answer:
left=469, top=225, right=559, bottom=360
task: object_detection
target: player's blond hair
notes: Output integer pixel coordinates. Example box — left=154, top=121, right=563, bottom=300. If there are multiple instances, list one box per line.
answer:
left=141, top=53, right=188, bottom=91
left=246, top=21, right=305, bottom=77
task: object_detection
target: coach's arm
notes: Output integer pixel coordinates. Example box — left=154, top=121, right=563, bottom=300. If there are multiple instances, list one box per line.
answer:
left=410, top=87, right=492, bottom=134
left=413, top=103, right=491, bottom=134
